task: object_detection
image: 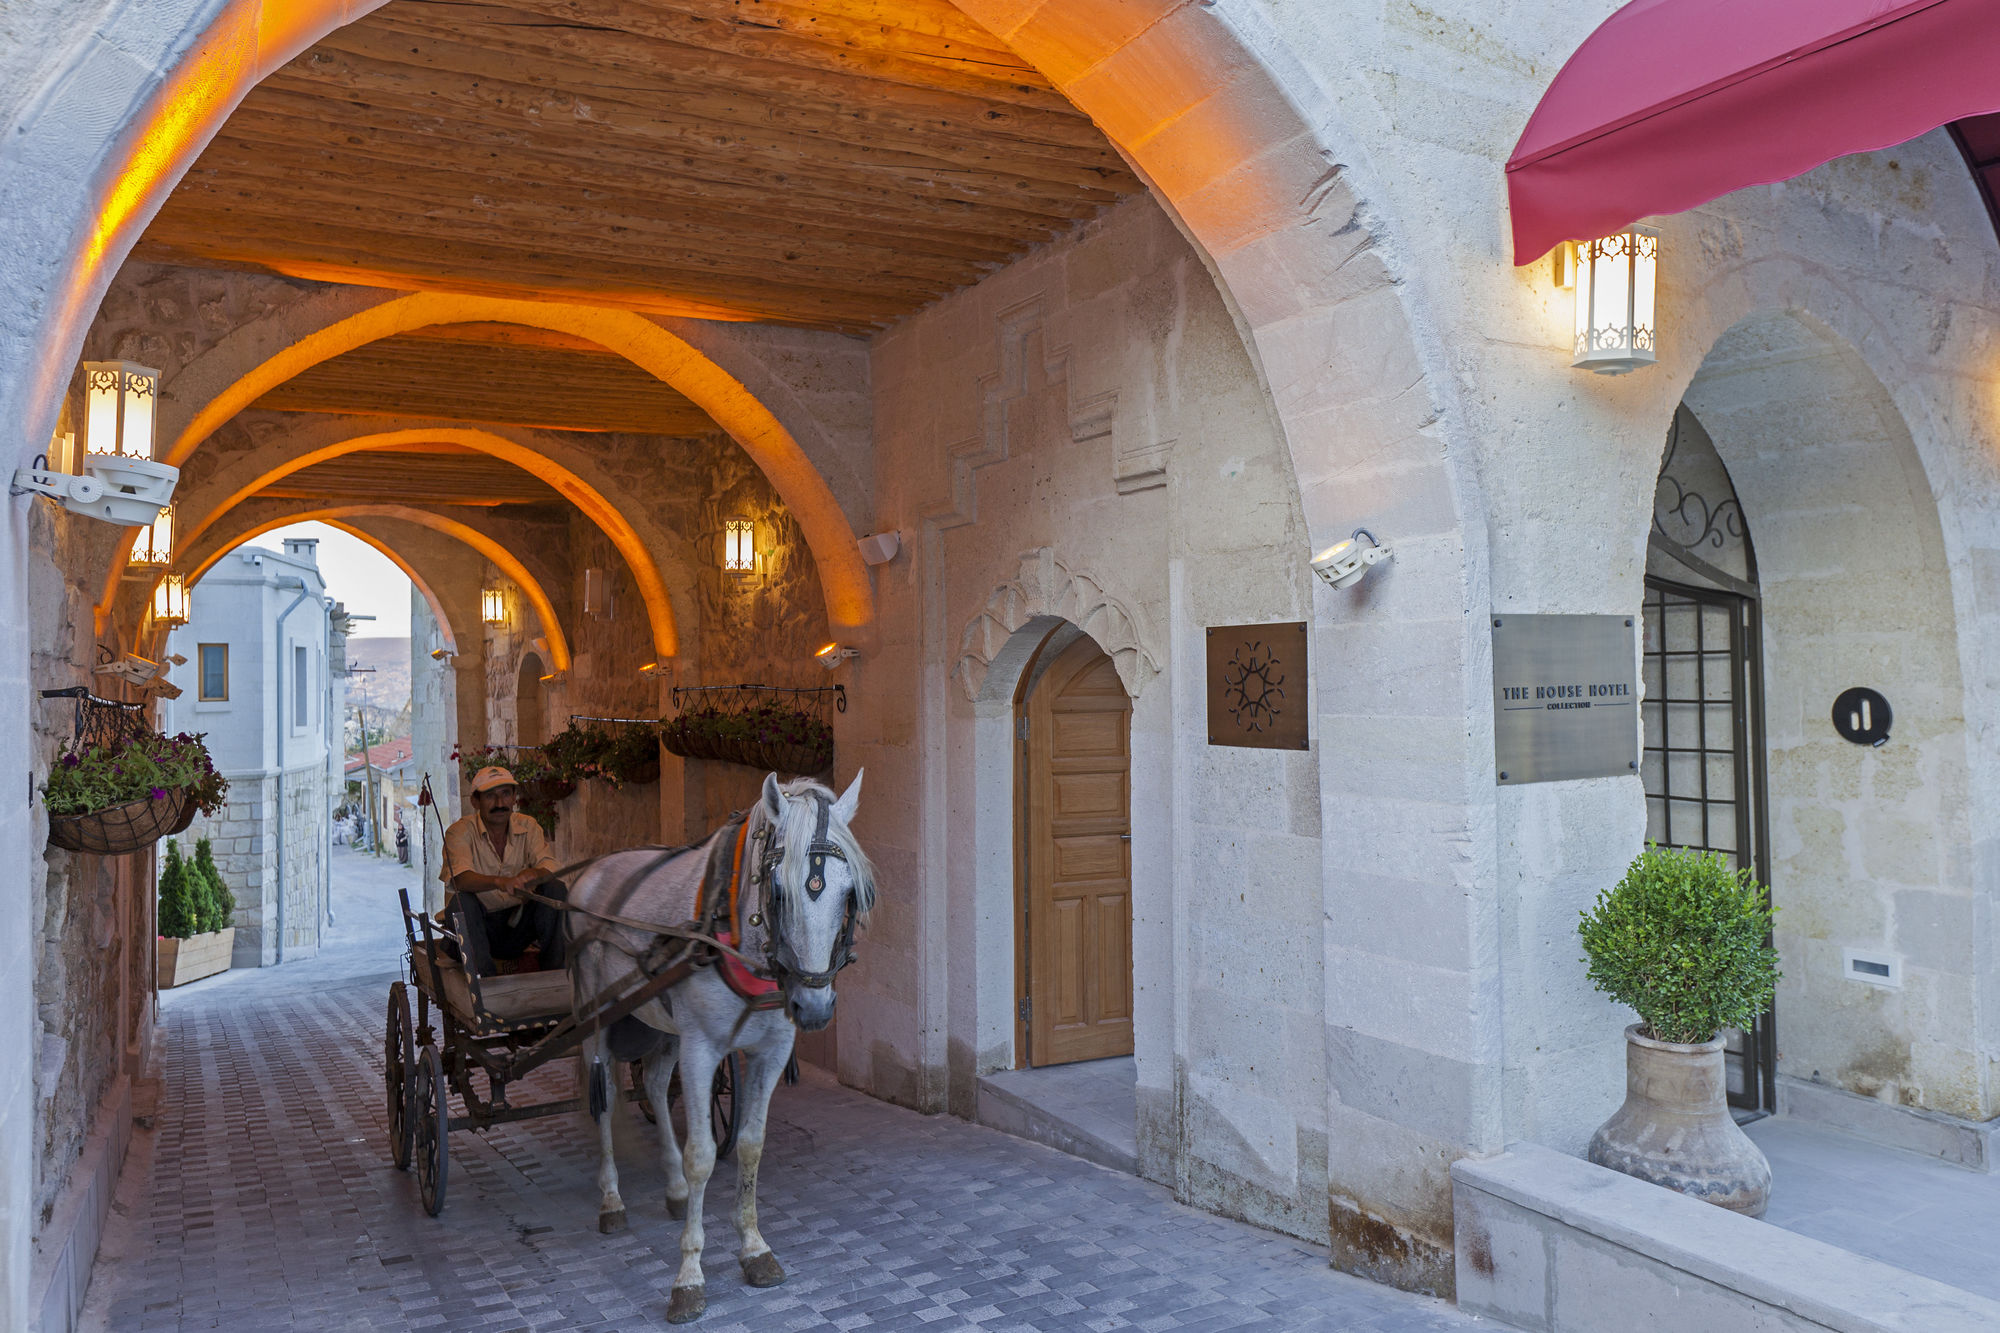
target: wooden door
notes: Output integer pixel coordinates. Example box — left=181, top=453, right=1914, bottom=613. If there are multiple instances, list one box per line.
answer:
left=1021, top=634, right=1134, bottom=1066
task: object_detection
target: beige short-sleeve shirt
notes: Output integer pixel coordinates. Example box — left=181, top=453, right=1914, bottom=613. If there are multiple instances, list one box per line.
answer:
left=440, top=811, right=558, bottom=911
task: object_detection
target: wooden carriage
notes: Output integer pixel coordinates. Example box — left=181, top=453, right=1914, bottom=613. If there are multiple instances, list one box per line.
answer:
left=384, top=889, right=740, bottom=1217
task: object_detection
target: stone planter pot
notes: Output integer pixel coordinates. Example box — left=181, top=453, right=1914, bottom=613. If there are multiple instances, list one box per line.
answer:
left=158, top=927, right=235, bottom=988
left=1588, top=1024, right=1770, bottom=1217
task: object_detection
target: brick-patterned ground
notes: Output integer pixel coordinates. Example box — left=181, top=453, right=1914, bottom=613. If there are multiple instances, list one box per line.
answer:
left=83, top=848, right=1482, bottom=1332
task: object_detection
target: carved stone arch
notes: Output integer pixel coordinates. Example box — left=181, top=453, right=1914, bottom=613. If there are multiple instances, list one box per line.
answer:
left=955, top=547, right=1160, bottom=702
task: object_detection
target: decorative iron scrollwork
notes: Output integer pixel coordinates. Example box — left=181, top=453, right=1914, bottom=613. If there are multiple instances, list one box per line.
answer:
left=1653, top=412, right=1746, bottom=555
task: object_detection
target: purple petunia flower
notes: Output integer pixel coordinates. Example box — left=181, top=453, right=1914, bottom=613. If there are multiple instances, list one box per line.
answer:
left=149, top=787, right=167, bottom=800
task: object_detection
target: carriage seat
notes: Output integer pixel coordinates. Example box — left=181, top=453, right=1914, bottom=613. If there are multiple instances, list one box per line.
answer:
left=434, top=952, right=573, bottom=1026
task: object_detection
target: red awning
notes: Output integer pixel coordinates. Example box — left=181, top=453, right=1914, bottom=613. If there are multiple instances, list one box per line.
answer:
left=1507, top=0, right=2000, bottom=263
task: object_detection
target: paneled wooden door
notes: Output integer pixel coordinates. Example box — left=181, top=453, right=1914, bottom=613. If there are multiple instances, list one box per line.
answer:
left=1019, top=634, right=1134, bottom=1067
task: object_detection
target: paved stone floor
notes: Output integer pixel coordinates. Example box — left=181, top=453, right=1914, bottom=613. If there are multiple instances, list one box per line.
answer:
left=81, top=847, right=1483, bottom=1332
left=1748, top=1115, right=2000, bottom=1301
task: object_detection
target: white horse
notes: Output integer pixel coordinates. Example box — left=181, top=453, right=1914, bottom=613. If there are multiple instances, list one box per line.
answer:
left=567, top=771, right=873, bottom=1325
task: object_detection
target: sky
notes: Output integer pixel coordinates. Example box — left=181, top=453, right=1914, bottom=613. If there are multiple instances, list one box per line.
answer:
left=241, top=521, right=412, bottom=637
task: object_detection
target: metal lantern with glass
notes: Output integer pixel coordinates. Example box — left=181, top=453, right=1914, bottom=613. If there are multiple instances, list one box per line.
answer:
left=11, top=360, right=182, bottom=526
left=723, top=517, right=756, bottom=575
left=481, top=587, right=506, bottom=624
left=152, top=572, right=190, bottom=627
left=1569, top=227, right=1658, bottom=375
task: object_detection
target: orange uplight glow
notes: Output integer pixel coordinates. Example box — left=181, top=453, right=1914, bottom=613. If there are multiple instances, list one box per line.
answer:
left=142, top=295, right=870, bottom=640
left=183, top=505, right=566, bottom=670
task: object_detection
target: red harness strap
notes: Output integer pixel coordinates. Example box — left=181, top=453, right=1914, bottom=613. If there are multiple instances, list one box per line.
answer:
left=718, top=820, right=780, bottom=1001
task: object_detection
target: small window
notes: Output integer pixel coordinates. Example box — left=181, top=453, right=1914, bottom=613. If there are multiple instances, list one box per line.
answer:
left=198, top=644, right=228, bottom=701
left=293, top=644, right=308, bottom=728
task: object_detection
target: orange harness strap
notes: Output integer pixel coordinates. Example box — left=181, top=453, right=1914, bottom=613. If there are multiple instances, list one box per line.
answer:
left=719, top=820, right=780, bottom=1002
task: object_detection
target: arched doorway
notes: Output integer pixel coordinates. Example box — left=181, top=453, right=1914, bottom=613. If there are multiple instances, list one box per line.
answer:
left=1643, top=404, right=1773, bottom=1112
left=516, top=652, right=546, bottom=747
left=1015, top=627, right=1134, bottom=1068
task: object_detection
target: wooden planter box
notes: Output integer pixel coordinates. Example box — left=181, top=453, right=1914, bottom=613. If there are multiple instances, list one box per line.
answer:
left=158, top=927, right=235, bottom=988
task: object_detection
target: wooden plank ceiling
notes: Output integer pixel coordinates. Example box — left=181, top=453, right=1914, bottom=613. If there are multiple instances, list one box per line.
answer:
left=260, top=444, right=564, bottom=506
left=250, top=326, right=719, bottom=433
left=135, top=0, right=1143, bottom=334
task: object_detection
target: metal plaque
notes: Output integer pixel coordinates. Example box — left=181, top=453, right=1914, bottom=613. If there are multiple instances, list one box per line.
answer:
left=1206, top=622, right=1310, bottom=750
left=1492, top=614, right=1638, bottom=784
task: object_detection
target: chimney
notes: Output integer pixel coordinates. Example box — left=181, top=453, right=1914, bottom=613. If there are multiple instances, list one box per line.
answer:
left=283, top=537, right=320, bottom=565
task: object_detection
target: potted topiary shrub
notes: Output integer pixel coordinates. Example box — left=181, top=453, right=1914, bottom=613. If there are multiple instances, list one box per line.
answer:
left=193, top=836, right=236, bottom=934
left=157, top=837, right=235, bottom=987
left=1579, top=843, right=1780, bottom=1216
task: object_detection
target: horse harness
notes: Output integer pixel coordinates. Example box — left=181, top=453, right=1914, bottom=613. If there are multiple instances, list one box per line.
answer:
left=535, top=793, right=858, bottom=1020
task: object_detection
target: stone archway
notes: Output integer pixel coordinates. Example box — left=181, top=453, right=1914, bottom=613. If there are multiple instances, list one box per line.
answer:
left=1672, top=310, right=1980, bottom=1124
left=185, top=503, right=573, bottom=672
left=0, top=0, right=1492, bottom=1300
left=133, top=424, right=680, bottom=662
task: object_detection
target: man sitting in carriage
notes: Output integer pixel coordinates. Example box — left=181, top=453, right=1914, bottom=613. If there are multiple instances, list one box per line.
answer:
left=441, top=766, right=569, bottom=975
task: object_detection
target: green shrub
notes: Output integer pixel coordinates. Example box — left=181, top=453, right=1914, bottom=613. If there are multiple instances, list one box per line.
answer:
left=158, top=839, right=200, bottom=939
left=193, top=837, right=235, bottom=931
left=1578, top=843, right=1780, bottom=1045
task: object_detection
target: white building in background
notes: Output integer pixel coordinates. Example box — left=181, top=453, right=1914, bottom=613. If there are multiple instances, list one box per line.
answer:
left=159, top=538, right=338, bottom=967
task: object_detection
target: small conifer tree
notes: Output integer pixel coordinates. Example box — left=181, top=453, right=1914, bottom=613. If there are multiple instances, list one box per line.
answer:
left=193, top=837, right=236, bottom=932
left=157, top=839, right=199, bottom=939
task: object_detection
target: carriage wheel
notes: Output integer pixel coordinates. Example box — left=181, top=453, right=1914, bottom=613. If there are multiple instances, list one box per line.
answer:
left=710, top=1053, right=740, bottom=1159
left=385, top=983, right=415, bottom=1170
left=663, top=1053, right=741, bottom=1160
left=629, top=1060, right=657, bottom=1125
left=413, top=1046, right=450, bottom=1217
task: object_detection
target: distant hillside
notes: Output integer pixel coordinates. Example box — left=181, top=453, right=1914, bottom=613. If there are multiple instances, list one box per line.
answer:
left=344, top=637, right=411, bottom=739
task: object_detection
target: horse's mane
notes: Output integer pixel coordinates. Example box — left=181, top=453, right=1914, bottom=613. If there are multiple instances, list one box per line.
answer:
left=758, top=777, right=876, bottom=927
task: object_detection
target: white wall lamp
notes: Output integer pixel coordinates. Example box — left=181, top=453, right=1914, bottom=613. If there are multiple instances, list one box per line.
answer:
left=815, top=642, right=857, bottom=671
left=857, top=531, right=901, bottom=566
left=481, top=587, right=506, bottom=624
left=723, top=517, right=757, bottom=576
left=14, top=362, right=181, bottom=526
left=1559, top=227, right=1659, bottom=375
left=1311, top=529, right=1393, bottom=589
left=151, top=572, right=190, bottom=627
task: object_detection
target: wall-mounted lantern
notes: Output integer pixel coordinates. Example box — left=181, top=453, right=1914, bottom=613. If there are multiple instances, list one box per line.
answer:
left=85, top=361, right=160, bottom=459
left=152, top=572, right=190, bottom=627
left=1562, top=227, right=1658, bottom=375
left=12, top=360, right=179, bottom=526
left=723, top=517, right=756, bottom=575
left=481, top=587, right=505, bottom=624
left=131, top=504, right=174, bottom=565
left=584, top=566, right=615, bottom=619
left=815, top=642, right=857, bottom=671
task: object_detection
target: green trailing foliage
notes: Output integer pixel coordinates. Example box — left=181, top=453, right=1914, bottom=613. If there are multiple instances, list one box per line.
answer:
left=158, top=839, right=200, bottom=939
left=1578, top=843, right=1780, bottom=1045
left=45, top=730, right=226, bottom=817
left=193, top=837, right=235, bottom=931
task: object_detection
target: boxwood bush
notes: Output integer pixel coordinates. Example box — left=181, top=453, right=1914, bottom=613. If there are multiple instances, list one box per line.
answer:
left=1578, top=843, right=1780, bottom=1045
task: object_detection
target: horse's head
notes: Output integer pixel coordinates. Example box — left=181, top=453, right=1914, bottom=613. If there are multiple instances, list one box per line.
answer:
left=755, top=769, right=872, bottom=1032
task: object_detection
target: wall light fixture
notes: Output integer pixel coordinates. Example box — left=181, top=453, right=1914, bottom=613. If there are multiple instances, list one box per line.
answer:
left=1564, top=227, right=1658, bottom=375
left=1311, top=529, right=1392, bottom=589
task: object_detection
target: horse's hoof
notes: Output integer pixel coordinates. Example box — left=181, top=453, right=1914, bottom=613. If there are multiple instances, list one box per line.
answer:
left=666, top=1285, right=706, bottom=1323
left=665, top=1195, right=688, bottom=1221
left=741, top=1252, right=786, bottom=1288
left=598, top=1209, right=627, bottom=1234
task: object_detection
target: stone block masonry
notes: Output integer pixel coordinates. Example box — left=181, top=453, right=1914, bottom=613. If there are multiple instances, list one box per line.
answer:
left=181, top=762, right=328, bottom=968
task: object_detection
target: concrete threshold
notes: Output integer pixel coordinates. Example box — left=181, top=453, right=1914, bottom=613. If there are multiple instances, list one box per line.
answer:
left=976, top=1055, right=1137, bottom=1175
left=1453, top=1141, right=2000, bottom=1332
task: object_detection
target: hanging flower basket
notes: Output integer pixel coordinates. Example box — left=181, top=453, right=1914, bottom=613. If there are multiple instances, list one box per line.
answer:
left=41, top=717, right=225, bottom=857
left=661, top=691, right=836, bottom=776
left=49, top=790, right=191, bottom=856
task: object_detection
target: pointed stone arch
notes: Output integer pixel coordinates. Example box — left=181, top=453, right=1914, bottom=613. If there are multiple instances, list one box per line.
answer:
left=955, top=547, right=1159, bottom=702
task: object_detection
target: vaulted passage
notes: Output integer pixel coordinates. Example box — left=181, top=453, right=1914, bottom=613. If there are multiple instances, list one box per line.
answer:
left=138, top=0, right=1142, bottom=330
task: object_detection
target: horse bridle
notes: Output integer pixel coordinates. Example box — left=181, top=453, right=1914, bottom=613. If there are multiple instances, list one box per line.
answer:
left=750, top=793, right=858, bottom=991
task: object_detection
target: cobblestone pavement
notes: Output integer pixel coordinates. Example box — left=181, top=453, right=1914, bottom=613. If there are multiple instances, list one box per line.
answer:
left=83, top=848, right=1483, bottom=1333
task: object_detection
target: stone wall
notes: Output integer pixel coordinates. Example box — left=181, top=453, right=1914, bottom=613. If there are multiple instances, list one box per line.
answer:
left=25, top=493, right=136, bottom=1236
left=183, top=760, right=327, bottom=966
left=855, top=196, right=1328, bottom=1244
